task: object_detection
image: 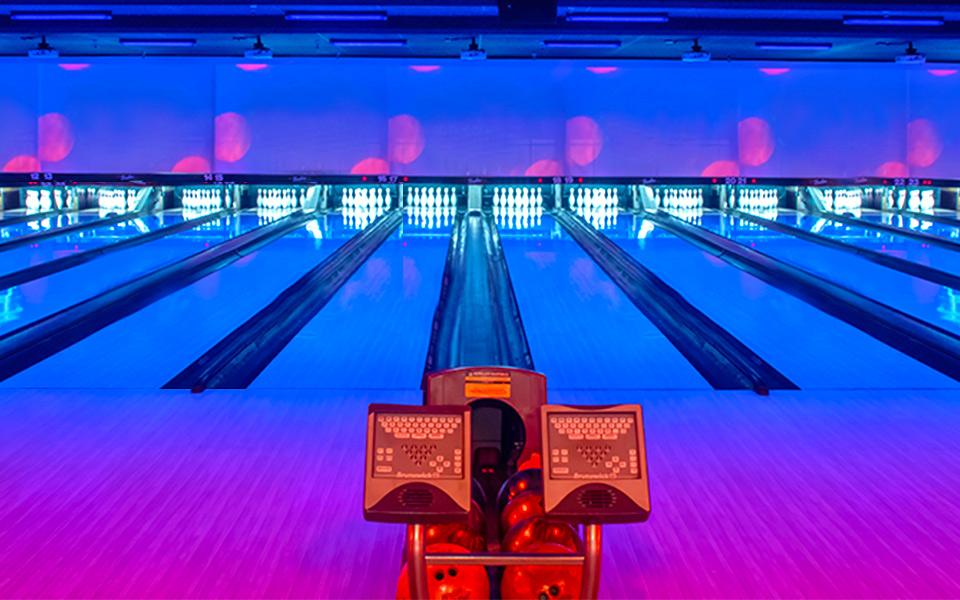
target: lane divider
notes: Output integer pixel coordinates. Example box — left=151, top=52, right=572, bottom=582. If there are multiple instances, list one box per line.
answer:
left=823, top=210, right=960, bottom=253
left=896, top=209, right=960, bottom=229
left=647, top=209, right=960, bottom=382
left=165, top=210, right=402, bottom=391
left=0, top=209, right=231, bottom=291
left=0, top=210, right=313, bottom=382
left=0, top=208, right=154, bottom=254
left=731, top=209, right=960, bottom=290
left=0, top=208, right=75, bottom=229
left=556, top=210, right=797, bottom=393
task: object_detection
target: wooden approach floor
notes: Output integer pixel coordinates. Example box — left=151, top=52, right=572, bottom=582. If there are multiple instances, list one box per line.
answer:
left=1, top=388, right=959, bottom=598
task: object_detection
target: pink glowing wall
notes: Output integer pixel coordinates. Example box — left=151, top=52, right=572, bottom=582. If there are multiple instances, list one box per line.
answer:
left=1, top=58, right=958, bottom=178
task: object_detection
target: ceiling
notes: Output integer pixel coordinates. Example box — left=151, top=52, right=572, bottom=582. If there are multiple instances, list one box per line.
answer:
left=1, top=1, right=960, bottom=62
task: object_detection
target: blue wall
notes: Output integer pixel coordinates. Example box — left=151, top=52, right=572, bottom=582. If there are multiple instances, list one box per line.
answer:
left=2, top=58, right=958, bottom=178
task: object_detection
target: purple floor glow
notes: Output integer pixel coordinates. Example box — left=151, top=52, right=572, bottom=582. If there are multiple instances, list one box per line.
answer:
left=2, top=388, right=958, bottom=598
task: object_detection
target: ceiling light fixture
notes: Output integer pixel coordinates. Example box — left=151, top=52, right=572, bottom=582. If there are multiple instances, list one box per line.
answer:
left=755, top=41, right=833, bottom=50
left=564, top=12, right=668, bottom=24
left=843, top=15, right=944, bottom=27
left=285, top=11, right=388, bottom=22
left=542, top=39, right=622, bottom=49
left=330, top=38, right=408, bottom=48
left=11, top=10, right=112, bottom=21
left=119, top=38, right=197, bottom=47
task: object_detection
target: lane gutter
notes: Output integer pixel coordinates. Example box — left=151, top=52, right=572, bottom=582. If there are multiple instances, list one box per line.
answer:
left=0, top=209, right=232, bottom=291
left=165, top=210, right=402, bottom=391
left=556, top=210, right=797, bottom=394
left=0, top=210, right=313, bottom=381
left=731, top=209, right=960, bottom=290
left=646, top=209, right=960, bottom=382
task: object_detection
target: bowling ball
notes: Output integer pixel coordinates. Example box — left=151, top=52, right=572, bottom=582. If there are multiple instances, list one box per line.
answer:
left=517, top=452, right=542, bottom=472
left=500, top=542, right=583, bottom=600
left=500, top=489, right=544, bottom=534
left=396, top=543, right=490, bottom=600
left=497, top=469, right=543, bottom=511
left=472, top=478, right=488, bottom=508
left=468, top=500, right=486, bottom=536
left=501, top=517, right=582, bottom=554
left=425, top=521, right=486, bottom=553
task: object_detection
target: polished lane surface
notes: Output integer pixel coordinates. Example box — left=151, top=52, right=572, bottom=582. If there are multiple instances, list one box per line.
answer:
left=0, top=210, right=102, bottom=241
left=0, top=211, right=187, bottom=278
left=500, top=214, right=711, bottom=390
left=697, top=211, right=960, bottom=335
left=609, top=213, right=957, bottom=389
left=775, top=210, right=960, bottom=275
left=0, top=212, right=260, bottom=336
left=3, top=214, right=350, bottom=388
left=251, top=217, right=451, bottom=390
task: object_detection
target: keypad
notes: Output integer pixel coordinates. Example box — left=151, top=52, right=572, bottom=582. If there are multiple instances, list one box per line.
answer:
left=547, top=413, right=639, bottom=480
left=373, top=414, right=463, bottom=479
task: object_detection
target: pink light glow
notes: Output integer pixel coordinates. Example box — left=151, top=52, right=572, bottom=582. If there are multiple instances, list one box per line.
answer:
left=38, top=113, right=74, bottom=163
left=2, top=154, right=41, bottom=173
left=876, top=161, right=910, bottom=178
left=701, top=160, right=740, bottom=177
left=57, top=63, right=90, bottom=71
left=907, top=118, right=943, bottom=167
left=566, top=116, right=603, bottom=167
left=738, top=117, right=775, bottom=167
left=928, top=69, right=958, bottom=77
left=350, top=157, right=390, bottom=175
left=524, top=159, right=563, bottom=177
left=759, top=68, right=791, bottom=76
left=171, top=155, right=212, bottom=174
left=586, top=66, right=619, bottom=75
left=214, top=112, right=252, bottom=163
left=409, top=65, right=441, bottom=73
left=387, top=114, right=425, bottom=165
left=236, top=63, right=270, bottom=72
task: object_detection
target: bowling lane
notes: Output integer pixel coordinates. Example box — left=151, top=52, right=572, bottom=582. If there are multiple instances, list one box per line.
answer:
left=856, top=210, right=960, bottom=242
left=774, top=210, right=960, bottom=274
left=500, top=215, right=710, bottom=390
left=697, top=212, right=960, bottom=335
left=251, top=220, right=450, bottom=390
left=0, top=210, right=102, bottom=241
left=608, top=214, right=957, bottom=389
left=3, top=215, right=351, bottom=388
left=0, top=211, right=261, bottom=335
left=0, top=211, right=186, bottom=278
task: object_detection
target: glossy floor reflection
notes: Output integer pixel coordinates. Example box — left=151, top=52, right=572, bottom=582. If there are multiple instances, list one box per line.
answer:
left=1, top=388, right=958, bottom=598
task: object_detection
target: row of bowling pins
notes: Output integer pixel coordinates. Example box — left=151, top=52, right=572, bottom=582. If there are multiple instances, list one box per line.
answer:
left=183, top=188, right=223, bottom=210
left=662, top=206, right=705, bottom=221
left=99, top=188, right=138, bottom=212
left=24, top=189, right=67, bottom=212
left=258, top=188, right=305, bottom=210
left=344, top=187, right=391, bottom=210
left=903, top=189, right=936, bottom=212
left=656, top=188, right=703, bottom=210
left=493, top=203, right=542, bottom=217
left=737, top=188, right=778, bottom=210
left=345, top=203, right=386, bottom=229
left=739, top=207, right=778, bottom=221
left=495, top=208, right=543, bottom=230
left=494, top=187, right=543, bottom=209
left=407, top=186, right=456, bottom=209
left=577, top=204, right=619, bottom=230
left=569, top=187, right=618, bottom=210
left=406, top=205, right=455, bottom=229
left=823, top=189, right=862, bottom=212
